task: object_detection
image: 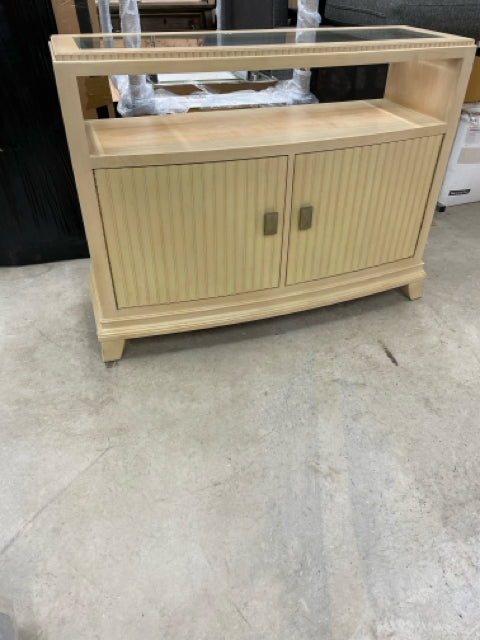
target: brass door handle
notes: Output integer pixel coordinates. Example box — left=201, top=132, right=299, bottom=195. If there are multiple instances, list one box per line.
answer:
left=264, top=211, right=279, bottom=236
left=299, top=205, right=313, bottom=230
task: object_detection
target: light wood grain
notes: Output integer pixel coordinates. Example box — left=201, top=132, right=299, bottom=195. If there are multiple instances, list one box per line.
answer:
left=388, top=53, right=476, bottom=261
left=53, top=67, right=118, bottom=317
left=385, top=58, right=462, bottom=122
left=286, top=135, right=442, bottom=285
left=90, top=259, right=427, bottom=340
left=95, top=157, right=287, bottom=308
left=401, top=280, right=424, bottom=300
left=101, top=338, right=126, bottom=362
left=54, top=47, right=476, bottom=78
left=86, top=99, right=446, bottom=168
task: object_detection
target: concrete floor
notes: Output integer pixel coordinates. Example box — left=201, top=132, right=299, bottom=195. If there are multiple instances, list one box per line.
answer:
left=1, top=203, right=480, bottom=640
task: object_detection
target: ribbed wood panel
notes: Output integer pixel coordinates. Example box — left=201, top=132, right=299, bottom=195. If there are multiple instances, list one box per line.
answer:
left=95, top=157, right=287, bottom=308
left=287, top=135, right=442, bottom=285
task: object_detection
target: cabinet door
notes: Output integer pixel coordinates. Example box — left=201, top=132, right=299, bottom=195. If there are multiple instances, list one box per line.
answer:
left=286, top=136, right=442, bottom=286
left=95, top=157, right=287, bottom=308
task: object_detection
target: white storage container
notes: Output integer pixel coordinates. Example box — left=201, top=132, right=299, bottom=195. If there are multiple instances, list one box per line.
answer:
left=439, top=103, right=480, bottom=207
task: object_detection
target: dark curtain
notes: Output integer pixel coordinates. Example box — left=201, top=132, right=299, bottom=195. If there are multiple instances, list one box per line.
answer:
left=0, top=0, right=88, bottom=265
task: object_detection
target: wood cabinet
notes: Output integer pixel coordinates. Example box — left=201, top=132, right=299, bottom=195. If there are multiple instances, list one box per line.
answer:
left=287, top=136, right=442, bottom=285
left=108, top=1, right=216, bottom=33
left=95, top=157, right=287, bottom=307
left=50, top=27, right=476, bottom=361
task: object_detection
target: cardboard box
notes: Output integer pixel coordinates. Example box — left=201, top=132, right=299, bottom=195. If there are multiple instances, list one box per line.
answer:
left=439, top=103, right=480, bottom=207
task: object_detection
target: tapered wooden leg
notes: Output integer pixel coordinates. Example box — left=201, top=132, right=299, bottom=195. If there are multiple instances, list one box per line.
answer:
left=401, top=280, right=424, bottom=301
left=101, top=339, right=126, bottom=363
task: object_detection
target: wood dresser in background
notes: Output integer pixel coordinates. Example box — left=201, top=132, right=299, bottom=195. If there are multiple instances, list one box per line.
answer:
left=109, top=0, right=216, bottom=32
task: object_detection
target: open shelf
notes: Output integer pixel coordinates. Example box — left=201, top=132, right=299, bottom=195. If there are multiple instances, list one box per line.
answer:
left=86, top=98, right=447, bottom=168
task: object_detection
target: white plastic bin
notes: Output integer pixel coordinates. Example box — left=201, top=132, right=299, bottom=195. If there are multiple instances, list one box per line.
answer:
left=439, top=103, right=480, bottom=207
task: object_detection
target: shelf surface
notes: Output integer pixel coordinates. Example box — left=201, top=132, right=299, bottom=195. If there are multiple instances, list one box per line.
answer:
left=86, top=99, right=446, bottom=167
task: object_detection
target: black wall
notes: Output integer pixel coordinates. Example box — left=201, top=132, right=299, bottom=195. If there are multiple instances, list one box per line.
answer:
left=220, top=0, right=288, bottom=29
left=0, top=0, right=88, bottom=265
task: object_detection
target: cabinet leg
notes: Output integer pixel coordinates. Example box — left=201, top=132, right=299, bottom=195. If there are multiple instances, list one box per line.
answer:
left=401, top=280, right=424, bottom=301
left=101, top=339, right=126, bottom=363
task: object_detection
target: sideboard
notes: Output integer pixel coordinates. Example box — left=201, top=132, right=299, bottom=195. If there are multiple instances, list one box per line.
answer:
left=50, top=27, right=476, bottom=361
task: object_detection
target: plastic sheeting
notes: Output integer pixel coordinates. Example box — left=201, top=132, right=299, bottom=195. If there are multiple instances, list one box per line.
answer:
left=216, top=0, right=224, bottom=29
left=128, top=71, right=316, bottom=115
left=297, top=0, right=321, bottom=33
left=100, top=0, right=319, bottom=115
left=117, top=0, right=155, bottom=115
left=293, top=0, right=321, bottom=96
left=97, top=0, right=114, bottom=48
left=98, top=0, right=156, bottom=115
left=113, top=71, right=318, bottom=115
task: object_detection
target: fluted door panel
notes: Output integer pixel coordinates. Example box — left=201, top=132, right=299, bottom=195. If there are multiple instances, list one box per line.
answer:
left=95, top=157, right=287, bottom=308
left=287, top=136, right=442, bottom=285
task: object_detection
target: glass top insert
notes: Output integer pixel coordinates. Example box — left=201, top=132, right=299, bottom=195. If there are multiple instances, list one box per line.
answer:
left=74, top=27, right=443, bottom=50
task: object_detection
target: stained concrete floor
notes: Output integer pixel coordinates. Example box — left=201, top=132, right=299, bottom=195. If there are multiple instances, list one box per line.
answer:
left=1, top=203, right=480, bottom=640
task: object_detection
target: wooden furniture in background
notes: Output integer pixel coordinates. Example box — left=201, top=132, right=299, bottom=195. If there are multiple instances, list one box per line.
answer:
left=50, top=27, right=475, bottom=361
left=108, top=0, right=216, bottom=32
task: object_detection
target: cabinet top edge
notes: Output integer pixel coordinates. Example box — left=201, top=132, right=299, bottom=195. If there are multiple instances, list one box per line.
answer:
left=50, top=26, right=474, bottom=63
